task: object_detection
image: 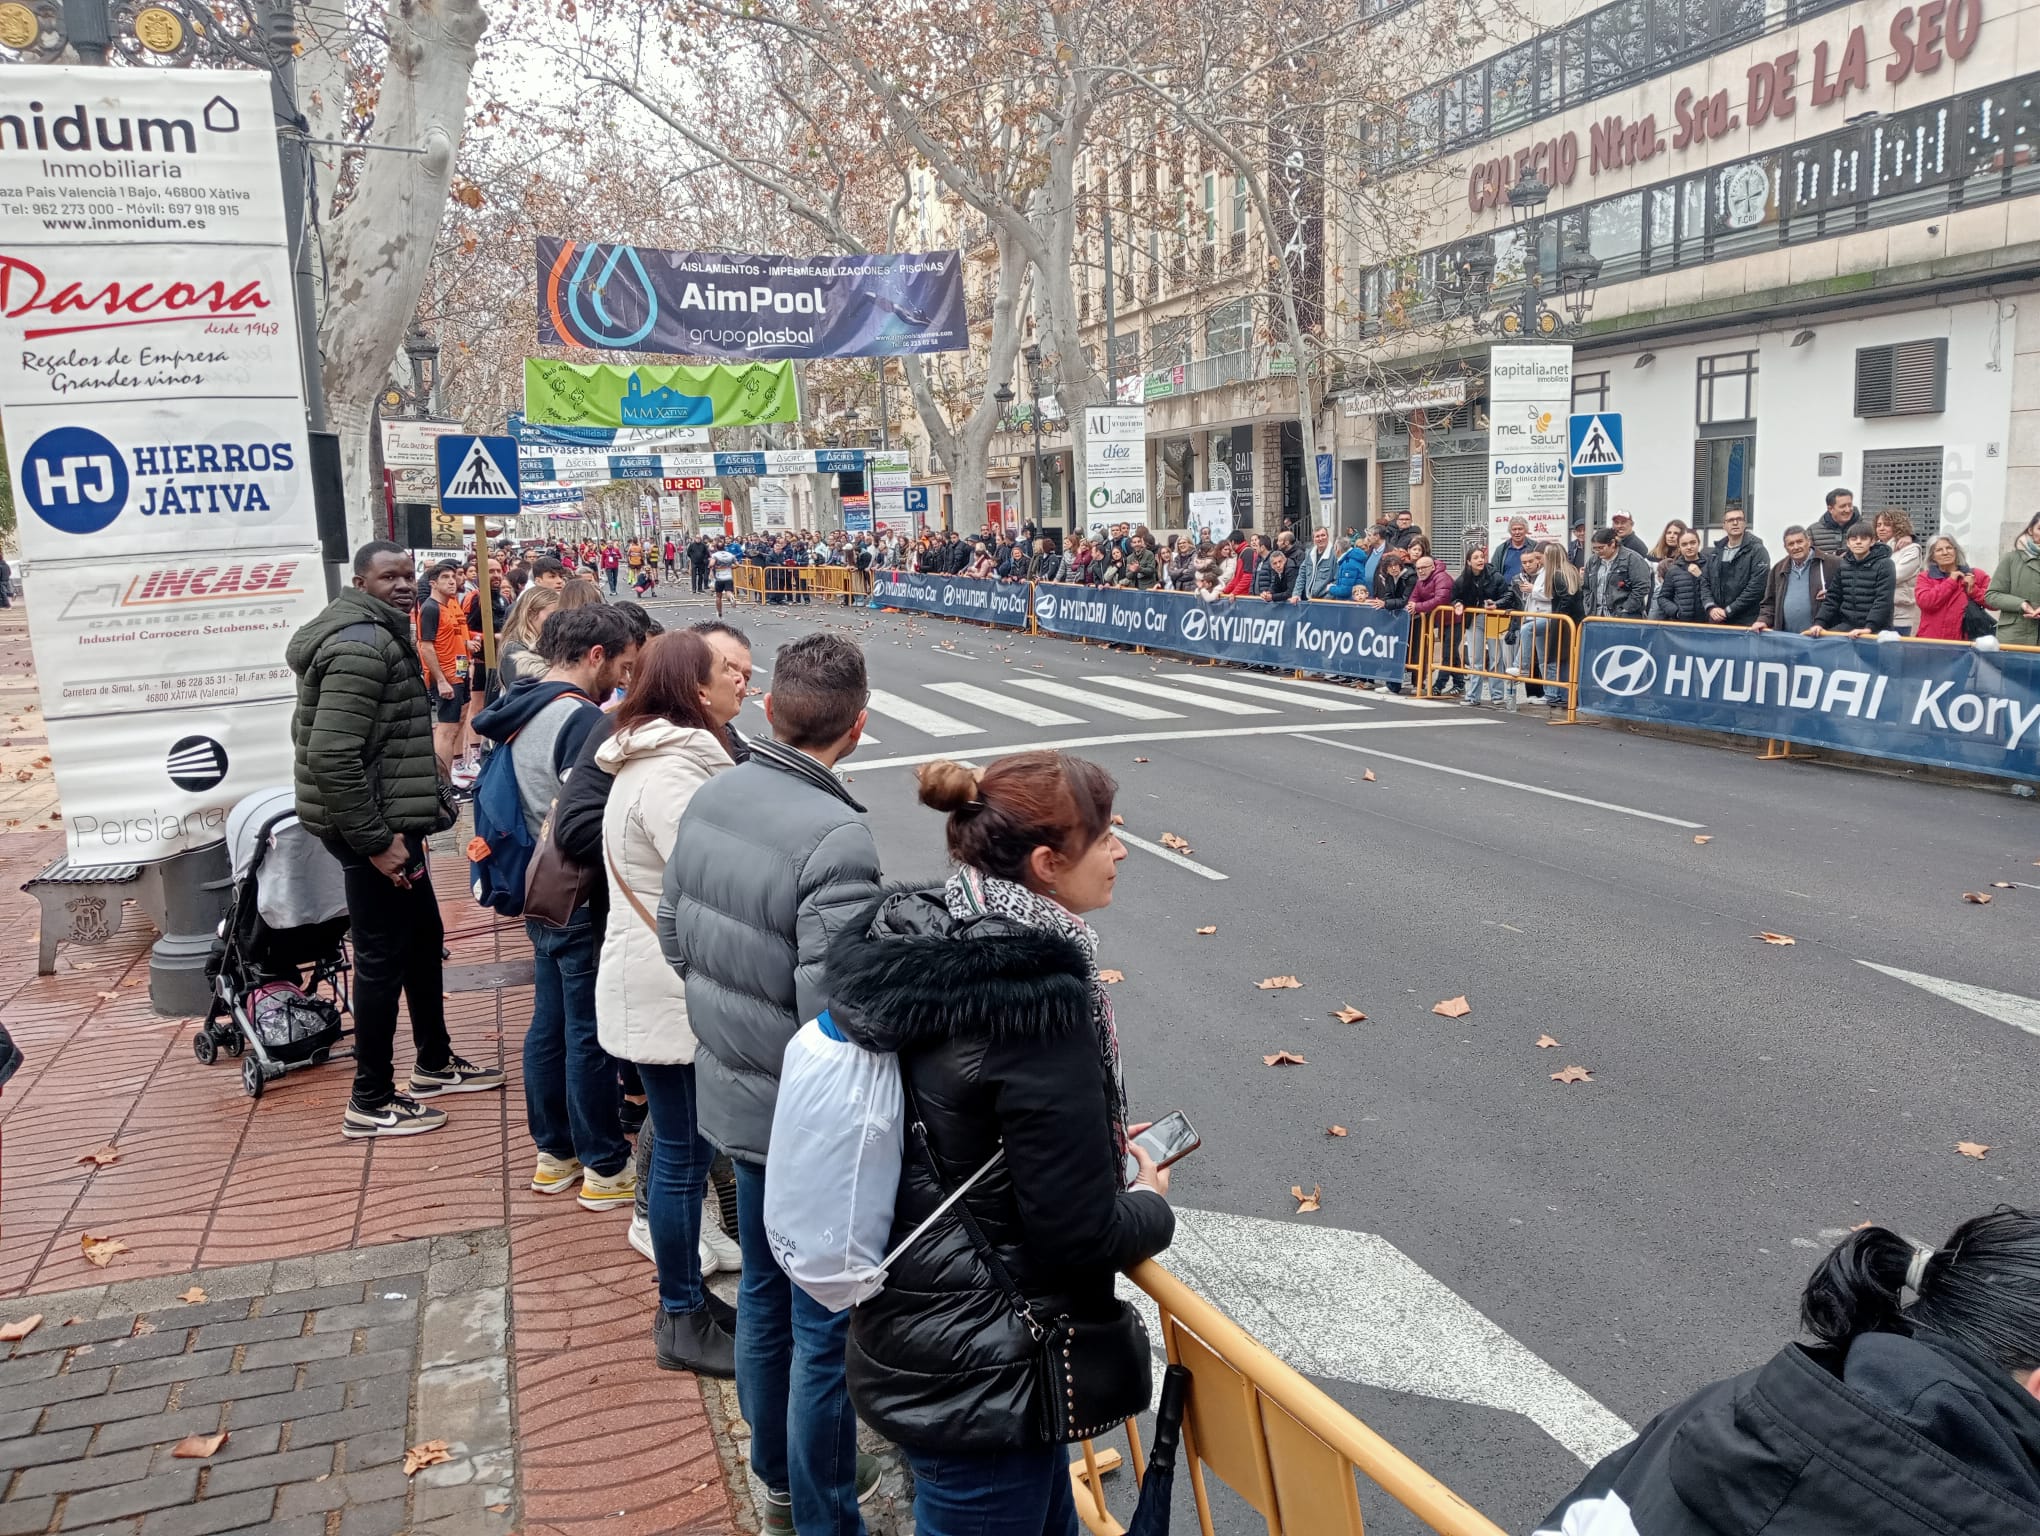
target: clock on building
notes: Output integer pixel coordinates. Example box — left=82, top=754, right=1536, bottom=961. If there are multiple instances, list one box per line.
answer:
left=1720, top=163, right=1771, bottom=230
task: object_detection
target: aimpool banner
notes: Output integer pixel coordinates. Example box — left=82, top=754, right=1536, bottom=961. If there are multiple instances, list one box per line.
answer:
left=536, top=237, right=969, bottom=358
left=524, top=358, right=798, bottom=430
left=1577, top=621, right=2040, bottom=779
left=869, top=573, right=1030, bottom=629
left=1031, top=585, right=1411, bottom=683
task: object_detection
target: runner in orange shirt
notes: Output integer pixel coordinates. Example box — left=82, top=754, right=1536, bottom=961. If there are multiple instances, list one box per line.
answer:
left=416, top=562, right=471, bottom=774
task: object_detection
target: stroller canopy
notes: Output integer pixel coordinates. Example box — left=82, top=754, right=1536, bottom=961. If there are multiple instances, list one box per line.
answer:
left=225, top=786, right=348, bottom=931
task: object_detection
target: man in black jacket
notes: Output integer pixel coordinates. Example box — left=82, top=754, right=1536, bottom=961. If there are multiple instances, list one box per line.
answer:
left=1584, top=528, right=1655, bottom=617
left=1808, top=522, right=1896, bottom=636
left=1809, top=486, right=1863, bottom=556
left=1702, top=508, right=1769, bottom=625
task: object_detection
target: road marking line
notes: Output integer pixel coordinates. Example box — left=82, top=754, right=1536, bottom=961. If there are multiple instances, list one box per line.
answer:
left=1083, top=675, right=1275, bottom=715
left=1294, top=734, right=1706, bottom=827
left=1167, top=674, right=1370, bottom=711
left=864, top=688, right=982, bottom=738
left=846, top=716, right=1492, bottom=771
left=1117, top=831, right=1227, bottom=880
left=1121, top=1207, right=1635, bottom=1465
left=1857, top=962, right=2040, bottom=1040
left=925, top=681, right=1083, bottom=727
left=1007, top=678, right=1183, bottom=720
left=1233, top=675, right=1451, bottom=709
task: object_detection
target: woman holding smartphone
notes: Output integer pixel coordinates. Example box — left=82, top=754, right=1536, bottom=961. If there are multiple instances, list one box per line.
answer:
left=827, top=751, right=1174, bottom=1536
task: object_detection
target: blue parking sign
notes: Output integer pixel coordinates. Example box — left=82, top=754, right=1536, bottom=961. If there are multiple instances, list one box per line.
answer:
left=437, top=434, right=522, bottom=517
left=903, top=486, right=930, bottom=514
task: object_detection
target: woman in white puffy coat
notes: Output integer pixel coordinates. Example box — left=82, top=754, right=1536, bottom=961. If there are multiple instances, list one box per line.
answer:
left=595, top=629, right=743, bottom=1375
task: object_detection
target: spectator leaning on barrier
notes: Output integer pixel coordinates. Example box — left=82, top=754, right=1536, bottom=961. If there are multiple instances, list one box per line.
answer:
left=1299, top=525, right=1338, bottom=598
left=1120, top=530, right=1160, bottom=589
left=1985, top=510, right=2040, bottom=645
left=1585, top=527, right=1654, bottom=618
left=1261, top=547, right=1299, bottom=601
left=1754, top=527, right=1839, bottom=633
left=1702, top=508, right=1769, bottom=625
left=1654, top=529, right=1710, bottom=622
left=1809, top=486, right=1864, bottom=556
left=1915, top=536, right=1993, bottom=641
left=1331, top=531, right=1379, bottom=601
left=1877, top=509, right=1923, bottom=635
left=1807, top=522, right=1896, bottom=637
left=1452, top=545, right=1517, bottom=707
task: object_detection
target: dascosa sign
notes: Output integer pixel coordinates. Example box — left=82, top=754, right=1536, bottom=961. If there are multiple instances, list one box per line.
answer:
left=869, top=573, right=1030, bottom=629
left=1033, top=585, right=1409, bottom=682
left=1578, top=621, right=2040, bottom=778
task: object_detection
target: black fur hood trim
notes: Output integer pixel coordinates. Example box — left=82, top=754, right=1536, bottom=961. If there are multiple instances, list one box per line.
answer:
left=825, top=886, right=1094, bottom=1052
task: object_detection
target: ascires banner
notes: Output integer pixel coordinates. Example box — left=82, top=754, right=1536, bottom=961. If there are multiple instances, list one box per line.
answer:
left=1031, top=585, right=1412, bottom=683
left=523, top=358, right=798, bottom=430
left=536, top=238, right=969, bottom=359
left=1576, top=620, right=2040, bottom=779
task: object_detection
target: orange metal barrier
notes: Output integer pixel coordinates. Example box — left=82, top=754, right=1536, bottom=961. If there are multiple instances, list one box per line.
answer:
left=1071, top=1261, right=1507, bottom=1536
left=1416, top=607, right=1580, bottom=719
left=804, top=565, right=871, bottom=602
left=730, top=565, right=766, bottom=602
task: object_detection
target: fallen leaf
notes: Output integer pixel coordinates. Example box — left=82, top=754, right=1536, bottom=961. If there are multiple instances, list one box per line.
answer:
left=1956, top=1141, right=1990, bottom=1160
left=1992, top=880, right=2014, bottom=888
left=1110, top=814, right=1125, bottom=826
left=1194, top=925, right=1217, bottom=935
left=95, top=991, right=117, bottom=1002
left=129, top=1317, right=154, bottom=1336
left=172, top=1431, right=228, bottom=1459
left=1754, top=932, right=1797, bottom=945
left=1159, top=831, right=1192, bottom=852
left=488, top=1505, right=509, bottom=1515
left=1329, top=1004, right=1368, bottom=1023
left=1098, top=969, right=1126, bottom=984
left=1962, top=891, right=1992, bottom=904
left=1851, top=1220, right=1874, bottom=1230
left=1256, top=975, right=1302, bottom=990
left=0, top=1315, right=42, bottom=1342
left=1262, top=1050, right=1308, bottom=1066
left=1362, top=769, right=1376, bottom=781
left=177, top=1287, right=207, bottom=1304
left=1535, top=1034, right=1560, bottom=1049
left=76, top=1144, right=119, bottom=1167
left=60, top=1317, right=87, bottom=1327
left=12, top=769, right=30, bottom=782
left=1431, top=995, right=1472, bottom=1018
left=404, top=1440, right=453, bottom=1476
left=1693, top=835, right=1712, bottom=844
left=1327, top=1125, right=1348, bottom=1137
left=1550, top=1065, right=1594, bottom=1084
left=1291, top=1184, right=1322, bottom=1214
left=1132, top=756, right=1148, bottom=763
left=80, top=1234, right=127, bottom=1267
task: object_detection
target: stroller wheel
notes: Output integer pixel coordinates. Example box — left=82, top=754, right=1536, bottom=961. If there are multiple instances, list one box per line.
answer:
left=310, top=1047, right=330, bottom=1066
left=193, top=1032, right=217, bottom=1066
left=240, top=1055, right=264, bottom=1100
left=223, top=1032, right=245, bottom=1059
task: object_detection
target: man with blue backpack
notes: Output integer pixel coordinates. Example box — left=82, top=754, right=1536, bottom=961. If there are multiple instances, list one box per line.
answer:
left=471, top=603, right=640, bottom=1211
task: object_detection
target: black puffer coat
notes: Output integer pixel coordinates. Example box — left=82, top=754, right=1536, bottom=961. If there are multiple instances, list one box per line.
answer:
left=1817, top=543, right=1897, bottom=631
left=831, top=889, right=1174, bottom=1453
left=286, top=587, right=439, bottom=856
left=1653, top=555, right=1711, bottom=622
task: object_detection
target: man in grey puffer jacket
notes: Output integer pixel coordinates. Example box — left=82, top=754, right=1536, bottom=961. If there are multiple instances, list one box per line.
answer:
left=658, top=632, right=881, bottom=1534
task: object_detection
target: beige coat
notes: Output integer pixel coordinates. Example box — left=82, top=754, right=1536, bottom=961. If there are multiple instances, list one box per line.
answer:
left=594, top=720, right=731, bottom=1064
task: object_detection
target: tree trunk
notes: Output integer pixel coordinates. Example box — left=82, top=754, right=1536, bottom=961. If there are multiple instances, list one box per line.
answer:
left=317, top=0, right=487, bottom=549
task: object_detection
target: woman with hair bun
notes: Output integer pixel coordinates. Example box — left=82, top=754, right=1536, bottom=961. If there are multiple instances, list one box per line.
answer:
left=1540, top=1207, right=2040, bottom=1535
left=825, top=750, right=1174, bottom=1535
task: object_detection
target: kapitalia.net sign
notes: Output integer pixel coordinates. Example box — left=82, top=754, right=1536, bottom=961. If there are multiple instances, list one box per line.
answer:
left=536, top=237, right=969, bottom=359
left=869, top=573, right=1030, bottom=628
left=1033, top=586, right=1410, bottom=684
left=1579, top=622, right=2040, bottom=779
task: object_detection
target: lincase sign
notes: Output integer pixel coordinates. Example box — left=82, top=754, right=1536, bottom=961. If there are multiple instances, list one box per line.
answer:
left=1467, top=0, right=1985, bottom=211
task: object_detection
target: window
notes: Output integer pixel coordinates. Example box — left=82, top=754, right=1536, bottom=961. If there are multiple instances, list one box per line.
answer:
left=1855, top=339, right=1949, bottom=417
left=1203, top=173, right=1218, bottom=245
left=1697, top=351, right=1757, bottom=425
left=1232, top=175, right=1248, bottom=258
left=1489, top=41, right=1542, bottom=132
left=1152, top=316, right=1192, bottom=367
left=1861, top=448, right=1946, bottom=538
left=1574, top=370, right=1611, bottom=414
left=1204, top=298, right=1251, bottom=360
left=1109, top=331, right=1142, bottom=378
left=1590, top=1, right=1648, bottom=93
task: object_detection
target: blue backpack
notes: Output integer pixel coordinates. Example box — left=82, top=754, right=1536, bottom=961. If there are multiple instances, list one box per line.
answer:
left=468, top=741, right=533, bottom=916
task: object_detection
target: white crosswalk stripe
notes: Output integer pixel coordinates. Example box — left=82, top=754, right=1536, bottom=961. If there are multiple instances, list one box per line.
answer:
left=1082, top=675, right=1275, bottom=715
left=1006, top=677, right=1184, bottom=720
left=864, top=688, right=981, bottom=737
left=925, top=681, right=1085, bottom=727
left=1167, top=674, right=1370, bottom=711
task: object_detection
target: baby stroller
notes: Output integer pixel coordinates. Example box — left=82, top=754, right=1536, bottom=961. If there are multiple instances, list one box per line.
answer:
left=195, top=786, right=352, bottom=1100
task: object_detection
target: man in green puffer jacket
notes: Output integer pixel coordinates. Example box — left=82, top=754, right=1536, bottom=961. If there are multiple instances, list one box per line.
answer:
left=287, top=541, right=502, bottom=1141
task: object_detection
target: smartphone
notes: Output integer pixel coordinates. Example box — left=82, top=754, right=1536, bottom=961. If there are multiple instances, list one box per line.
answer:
left=1126, top=1111, right=1200, bottom=1185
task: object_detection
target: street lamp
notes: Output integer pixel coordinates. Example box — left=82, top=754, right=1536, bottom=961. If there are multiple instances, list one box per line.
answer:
left=1438, top=168, right=1601, bottom=341
left=1022, top=344, right=1047, bottom=532
left=403, top=322, right=441, bottom=417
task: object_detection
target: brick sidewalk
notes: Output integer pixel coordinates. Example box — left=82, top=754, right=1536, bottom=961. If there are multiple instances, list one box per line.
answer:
left=0, top=606, right=743, bottom=1534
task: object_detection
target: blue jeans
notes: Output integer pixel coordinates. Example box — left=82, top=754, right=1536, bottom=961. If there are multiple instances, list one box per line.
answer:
left=1520, top=616, right=1568, bottom=690
left=903, top=1445, right=1080, bottom=1536
left=733, top=1159, right=864, bottom=1534
left=523, top=919, right=628, bottom=1177
left=638, top=1062, right=710, bottom=1314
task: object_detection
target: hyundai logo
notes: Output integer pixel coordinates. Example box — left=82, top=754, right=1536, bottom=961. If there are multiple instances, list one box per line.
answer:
left=1034, top=586, right=1057, bottom=620
left=1590, top=645, right=1658, bottom=697
left=1178, top=606, right=1209, bottom=644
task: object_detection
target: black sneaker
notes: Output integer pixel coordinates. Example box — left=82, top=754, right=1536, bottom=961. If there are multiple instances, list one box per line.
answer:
left=654, top=1306, right=736, bottom=1377
left=341, top=1094, right=448, bottom=1139
left=408, top=1055, right=505, bottom=1096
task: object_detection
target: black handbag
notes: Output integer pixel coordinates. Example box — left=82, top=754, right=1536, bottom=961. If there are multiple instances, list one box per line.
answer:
left=905, top=1100, right=1151, bottom=1445
left=1961, top=593, right=1997, bottom=641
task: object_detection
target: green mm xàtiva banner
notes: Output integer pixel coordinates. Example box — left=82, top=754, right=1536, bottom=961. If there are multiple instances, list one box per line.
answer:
left=523, top=358, right=799, bottom=430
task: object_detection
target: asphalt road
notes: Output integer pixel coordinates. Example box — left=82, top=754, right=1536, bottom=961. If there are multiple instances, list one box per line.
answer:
left=648, top=583, right=2034, bottom=1534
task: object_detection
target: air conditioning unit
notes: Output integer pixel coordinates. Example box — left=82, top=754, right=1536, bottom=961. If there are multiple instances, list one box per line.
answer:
left=1854, top=338, right=1948, bottom=418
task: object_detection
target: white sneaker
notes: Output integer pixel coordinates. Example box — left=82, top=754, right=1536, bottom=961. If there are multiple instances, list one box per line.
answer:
left=701, top=1195, right=742, bottom=1275
left=628, top=1214, right=655, bottom=1262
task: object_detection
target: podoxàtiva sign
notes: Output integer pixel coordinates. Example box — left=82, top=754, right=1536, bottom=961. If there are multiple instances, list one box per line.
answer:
left=869, top=573, right=1031, bottom=629
left=536, top=237, right=969, bottom=359
left=1577, top=621, right=2040, bottom=779
left=1032, top=585, right=1412, bottom=683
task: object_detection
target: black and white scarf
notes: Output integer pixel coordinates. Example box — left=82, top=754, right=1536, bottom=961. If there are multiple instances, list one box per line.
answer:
left=944, top=866, right=1128, bottom=1158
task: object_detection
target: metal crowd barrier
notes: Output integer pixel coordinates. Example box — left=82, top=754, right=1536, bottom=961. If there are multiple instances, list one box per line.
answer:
left=1416, top=608, right=1580, bottom=718
left=1072, top=1260, right=1507, bottom=1536
left=730, top=565, right=767, bottom=602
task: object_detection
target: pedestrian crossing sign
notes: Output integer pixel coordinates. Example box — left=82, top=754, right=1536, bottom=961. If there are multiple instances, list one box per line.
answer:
left=1568, top=413, right=1624, bottom=477
left=437, top=434, right=522, bottom=517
